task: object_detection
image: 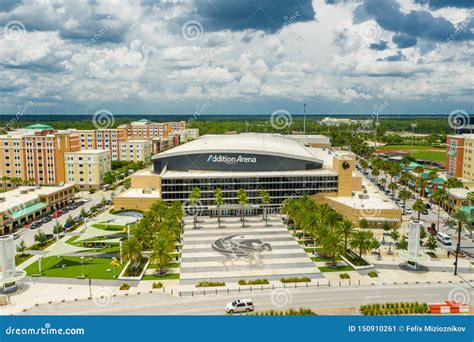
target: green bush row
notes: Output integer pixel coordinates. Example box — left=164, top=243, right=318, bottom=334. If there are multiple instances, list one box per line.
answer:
left=246, top=308, right=316, bottom=316
left=339, top=273, right=350, bottom=279
left=119, top=283, right=130, bottom=290
left=238, top=279, right=269, bottom=285
left=360, top=302, right=429, bottom=315
left=280, top=277, right=311, bottom=283
left=152, top=282, right=163, bottom=289
left=196, top=281, right=225, bottom=288
left=368, top=271, right=378, bottom=278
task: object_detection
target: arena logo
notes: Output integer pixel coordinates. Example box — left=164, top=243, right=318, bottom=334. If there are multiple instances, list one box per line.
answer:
left=207, top=154, right=257, bottom=164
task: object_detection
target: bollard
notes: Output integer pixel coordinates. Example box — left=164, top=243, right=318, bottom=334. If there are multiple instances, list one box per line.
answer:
left=358, top=280, right=360, bottom=286
left=284, top=283, right=286, bottom=289
left=227, top=288, right=229, bottom=294
left=349, top=280, right=351, bottom=286
left=339, top=280, right=341, bottom=287
left=306, top=282, right=308, bottom=288
left=294, top=283, right=296, bottom=289
left=163, top=287, right=165, bottom=293
left=272, top=284, right=274, bottom=290
left=239, top=287, right=240, bottom=293
left=328, top=281, right=331, bottom=287
left=250, top=286, right=252, bottom=292
left=204, top=290, right=206, bottom=296
left=215, top=289, right=217, bottom=295
left=179, top=291, right=181, bottom=297
left=171, top=289, right=173, bottom=295
left=317, top=281, right=319, bottom=287
left=261, top=285, right=263, bottom=291
left=192, top=291, right=193, bottom=297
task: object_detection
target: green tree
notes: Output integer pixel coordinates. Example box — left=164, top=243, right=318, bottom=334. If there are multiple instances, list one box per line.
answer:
left=467, top=191, right=474, bottom=205
left=452, top=209, right=471, bottom=275
left=321, top=228, right=345, bottom=267
left=237, top=188, right=249, bottom=227
left=397, top=236, right=408, bottom=250
left=413, top=199, right=426, bottom=220
left=188, top=186, right=201, bottom=229
left=1, top=176, right=10, bottom=191
left=53, top=223, right=63, bottom=235
left=398, top=189, right=411, bottom=214
left=34, top=229, right=47, bottom=246
left=214, top=187, right=224, bottom=228
left=445, top=177, right=463, bottom=189
left=425, top=234, right=437, bottom=253
left=259, top=189, right=271, bottom=225
left=122, top=237, right=143, bottom=264
left=150, top=232, right=174, bottom=274
left=339, top=219, right=355, bottom=250
left=389, top=228, right=400, bottom=243
left=359, top=218, right=369, bottom=229
left=16, top=240, right=27, bottom=255
left=350, top=230, right=376, bottom=258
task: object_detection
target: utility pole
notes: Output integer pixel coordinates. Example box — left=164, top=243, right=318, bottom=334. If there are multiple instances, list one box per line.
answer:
left=303, top=103, right=306, bottom=134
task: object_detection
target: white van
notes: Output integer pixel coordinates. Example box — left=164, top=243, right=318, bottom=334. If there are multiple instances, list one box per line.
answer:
left=437, top=232, right=452, bottom=246
left=226, top=298, right=255, bottom=314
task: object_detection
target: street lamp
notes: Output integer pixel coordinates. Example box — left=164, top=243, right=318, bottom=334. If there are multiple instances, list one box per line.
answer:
left=38, top=255, right=43, bottom=274
left=80, top=256, right=85, bottom=278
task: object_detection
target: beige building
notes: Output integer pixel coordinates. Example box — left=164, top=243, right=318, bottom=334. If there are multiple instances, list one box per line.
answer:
left=65, top=149, right=111, bottom=190
left=69, top=128, right=128, bottom=161
left=0, top=184, right=75, bottom=234
left=0, top=125, right=80, bottom=187
left=462, top=135, right=474, bottom=181
left=119, top=139, right=153, bottom=162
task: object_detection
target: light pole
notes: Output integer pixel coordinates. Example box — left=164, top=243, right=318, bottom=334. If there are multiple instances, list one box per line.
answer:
left=38, top=255, right=43, bottom=274
left=81, top=256, right=85, bottom=278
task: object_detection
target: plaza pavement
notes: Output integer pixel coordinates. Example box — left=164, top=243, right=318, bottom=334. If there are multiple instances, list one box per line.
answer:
left=179, top=215, right=327, bottom=285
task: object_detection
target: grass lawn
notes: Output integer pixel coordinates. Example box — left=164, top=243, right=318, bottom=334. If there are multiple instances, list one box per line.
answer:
left=91, top=223, right=129, bottom=231
left=304, top=247, right=323, bottom=253
left=24, top=256, right=125, bottom=280
left=311, top=256, right=342, bottom=262
left=27, top=238, right=56, bottom=251
left=15, top=253, right=33, bottom=265
left=377, top=144, right=441, bottom=151
left=409, top=151, right=445, bottom=163
left=318, top=265, right=354, bottom=272
left=142, top=273, right=180, bottom=281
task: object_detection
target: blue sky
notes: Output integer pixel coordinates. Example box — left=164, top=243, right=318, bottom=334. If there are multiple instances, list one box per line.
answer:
left=0, top=0, right=472, bottom=115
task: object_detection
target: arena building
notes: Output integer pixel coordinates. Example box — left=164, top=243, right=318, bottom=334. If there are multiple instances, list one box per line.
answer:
left=114, top=133, right=401, bottom=226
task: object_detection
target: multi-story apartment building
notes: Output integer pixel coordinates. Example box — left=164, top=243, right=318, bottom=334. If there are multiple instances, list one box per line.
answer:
left=0, top=125, right=80, bottom=187
left=446, top=135, right=465, bottom=178
left=462, top=135, right=474, bottom=181
left=64, top=149, right=111, bottom=190
left=70, top=128, right=127, bottom=161
left=119, top=139, right=153, bottom=162
left=118, top=119, right=186, bottom=140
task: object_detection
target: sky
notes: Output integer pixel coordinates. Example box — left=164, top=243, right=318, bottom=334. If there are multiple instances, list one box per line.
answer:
left=0, top=0, right=473, bottom=116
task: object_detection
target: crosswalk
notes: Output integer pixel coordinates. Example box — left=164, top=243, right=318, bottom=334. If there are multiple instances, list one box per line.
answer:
left=179, top=215, right=327, bottom=285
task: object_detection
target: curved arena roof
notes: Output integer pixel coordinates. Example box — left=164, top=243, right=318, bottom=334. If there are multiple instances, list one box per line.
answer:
left=155, top=133, right=321, bottom=162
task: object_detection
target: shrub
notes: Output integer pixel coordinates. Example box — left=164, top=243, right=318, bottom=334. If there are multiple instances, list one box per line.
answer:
left=238, top=279, right=269, bottom=285
left=368, top=271, right=378, bottom=278
left=152, top=282, right=163, bottom=289
left=280, top=277, right=311, bottom=283
left=339, top=273, right=350, bottom=279
left=196, top=281, right=225, bottom=288
left=119, top=283, right=130, bottom=290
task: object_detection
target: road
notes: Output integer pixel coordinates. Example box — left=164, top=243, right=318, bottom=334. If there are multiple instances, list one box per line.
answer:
left=362, top=169, right=474, bottom=253
left=14, top=187, right=122, bottom=248
left=22, top=284, right=473, bottom=315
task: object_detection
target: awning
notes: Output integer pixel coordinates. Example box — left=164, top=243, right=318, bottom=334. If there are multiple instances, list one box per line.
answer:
left=12, top=202, right=47, bottom=220
left=44, top=240, right=96, bottom=258
left=74, top=226, right=123, bottom=243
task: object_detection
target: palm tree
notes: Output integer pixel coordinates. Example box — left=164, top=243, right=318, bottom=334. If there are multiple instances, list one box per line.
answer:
left=321, top=228, right=345, bottom=267
left=350, top=230, right=376, bottom=258
left=188, top=186, right=201, bottom=229
left=122, top=237, right=143, bottom=264
left=259, top=189, right=271, bottom=225
left=214, top=187, right=224, bottom=228
left=389, top=228, right=400, bottom=244
left=413, top=199, right=426, bottom=220
left=452, top=209, right=470, bottom=275
left=432, top=188, right=447, bottom=230
left=445, top=177, right=463, bottom=189
left=398, top=189, right=411, bottom=214
left=339, top=219, right=355, bottom=250
left=237, top=188, right=249, bottom=227
left=16, top=240, right=27, bottom=255
left=1, top=176, right=9, bottom=190
left=150, top=232, right=174, bottom=274
left=467, top=191, right=474, bottom=205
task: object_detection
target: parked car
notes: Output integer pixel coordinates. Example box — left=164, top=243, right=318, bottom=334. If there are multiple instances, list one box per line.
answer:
left=226, top=298, right=255, bottom=314
left=62, top=207, right=69, bottom=214
left=437, top=232, right=452, bottom=246
left=41, top=216, right=52, bottom=223
left=74, top=216, right=83, bottom=222
left=425, top=203, right=432, bottom=209
left=405, top=208, right=412, bottom=215
left=422, top=209, right=429, bottom=215
left=30, top=221, right=41, bottom=229
left=51, top=210, right=62, bottom=218
left=427, top=226, right=437, bottom=236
